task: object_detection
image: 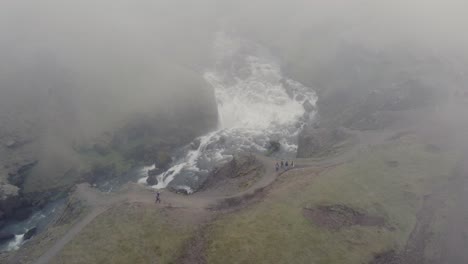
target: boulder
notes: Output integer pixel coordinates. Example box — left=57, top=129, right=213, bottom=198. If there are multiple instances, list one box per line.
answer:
left=168, top=186, right=190, bottom=195
left=302, top=100, right=316, bottom=113
left=190, top=138, right=201, bottom=150
left=146, top=174, right=158, bottom=186
left=154, top=151, right=172, bottom=171
left=0, top=183, right=22, bottom=218
left=295, top=94, right=305, bottom=102
left=0, top=232, right=14, bottom=242
left=267, top=140, right=281, bottom=154
left=23, top=227, right=37, bottom=240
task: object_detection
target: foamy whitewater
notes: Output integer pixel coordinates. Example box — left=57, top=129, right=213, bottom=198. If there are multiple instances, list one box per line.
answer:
left=139, top=33, right=317, bottom=192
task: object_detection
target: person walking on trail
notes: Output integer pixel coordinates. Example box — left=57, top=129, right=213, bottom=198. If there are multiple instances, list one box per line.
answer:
left=280, top=160, right=284, bottom=168
left=275, top=162, right=280, bottom=172
left=285, top=161, right=289, bottom=170
left=155, top=191, right=161, bottom=204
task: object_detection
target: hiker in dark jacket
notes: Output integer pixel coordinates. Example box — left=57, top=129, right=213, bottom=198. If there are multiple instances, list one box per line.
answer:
left=285, top=161, right=289, bottom=170
left=155, top=191, right=161, bottom=204
left=280, top=160, right=284, bottom=168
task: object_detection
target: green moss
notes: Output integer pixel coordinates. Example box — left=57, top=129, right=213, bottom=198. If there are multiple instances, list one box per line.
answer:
left=78, top=148, right=134, bottom=176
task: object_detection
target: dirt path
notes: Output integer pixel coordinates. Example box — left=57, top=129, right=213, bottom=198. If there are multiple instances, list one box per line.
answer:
left=32, top=207, right=106, bottom=264
left=30, top=154, right=281, bottom=264
left=31, top=127, right=403, bottom=264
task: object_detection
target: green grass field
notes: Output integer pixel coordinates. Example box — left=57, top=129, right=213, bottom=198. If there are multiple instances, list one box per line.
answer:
left=204, top=138, right=458, bottom=264
left=43, top=135, right=460, bottom=264
left=50, top=203, right=194, bottom=264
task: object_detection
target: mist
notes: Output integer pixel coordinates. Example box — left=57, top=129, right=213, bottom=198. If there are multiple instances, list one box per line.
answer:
left=1, top=0, right=468, bottom=261
left=1, top=0, right=467, bottom=133
left=0, top=0, right=466, bottom=191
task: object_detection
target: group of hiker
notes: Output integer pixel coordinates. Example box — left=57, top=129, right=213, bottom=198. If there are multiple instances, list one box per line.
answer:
left=275, top=160, right=295, bottom=172
left=155, top=159, right=297, bottom=204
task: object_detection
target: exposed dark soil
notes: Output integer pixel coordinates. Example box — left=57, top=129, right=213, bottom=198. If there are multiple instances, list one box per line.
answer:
left=303, top=204, right=385, bottom=230
left=210, top=186, right=268, bottom=212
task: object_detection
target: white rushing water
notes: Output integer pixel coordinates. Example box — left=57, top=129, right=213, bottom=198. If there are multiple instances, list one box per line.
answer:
left=139, top=33, right=317, bottom=191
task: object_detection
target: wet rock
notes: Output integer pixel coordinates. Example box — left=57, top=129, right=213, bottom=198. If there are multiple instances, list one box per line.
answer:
left=148, top=168, right=160, bottom=177
left=226, top=154, right=261, bottom=178
left=202, top=154, right=263, bottom=188
left=267, top=140, right=281, bottom=154
left=295, top=94, right=305, bottom=101
left=281, top=79, right=295, bottom=99
left=0, top=183, right=22, bottom=218
left=12, top=207, right=33, bottom=221
left=168, top=187, right=190, bottom=195
left=23, top=227, right=37, bottom=240
left=154, top=151, right=172, bottom=171
left=190, top=138, right=201, bottom=150
left=146, top=174, right=158, bottom=186
left=7, top=160, right=38, bottom=187
left=302, top=100, right=316, bottom=113
left=0, top=232, right=14, bottom=242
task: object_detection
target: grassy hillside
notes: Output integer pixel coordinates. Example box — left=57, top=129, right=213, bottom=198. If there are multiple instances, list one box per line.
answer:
left=50, top=203, right=195, bottom=264
left=34, top=133, right=461, bottom=264
left=204, top=137, right=458, bottom=263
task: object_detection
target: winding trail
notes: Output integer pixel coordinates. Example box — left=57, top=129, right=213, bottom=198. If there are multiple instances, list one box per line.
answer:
left=31, top=127, right=402, bottom=264
left=31, top=155, right=280, bottom=264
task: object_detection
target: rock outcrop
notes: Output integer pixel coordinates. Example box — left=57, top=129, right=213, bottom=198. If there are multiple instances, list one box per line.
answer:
left=23, top=227, right=37, bottom=240
left=146, top=175, right=158, bottom=186
left=199, top=153, right=265, bottom=194
left=297, top=126, right=349, bottom=158
left=0, top=183, right=21, bottom=221
left=7, top=160, right=38, bottom=187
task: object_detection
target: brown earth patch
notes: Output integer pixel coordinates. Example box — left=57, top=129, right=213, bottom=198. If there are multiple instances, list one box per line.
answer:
left=369, top=250, right=402, bottom=264
left=303, top=204, right=385, bottom=230
left=210, top=186, right=268, bottom=211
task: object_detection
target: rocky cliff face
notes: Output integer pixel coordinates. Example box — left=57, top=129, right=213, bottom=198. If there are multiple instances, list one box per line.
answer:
left=0, top=184, right=20, bottom=228
left=0, top=66, right=218, bottom=227
left=297, top=127, right=349, bottom=158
